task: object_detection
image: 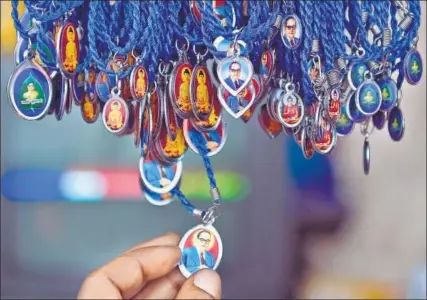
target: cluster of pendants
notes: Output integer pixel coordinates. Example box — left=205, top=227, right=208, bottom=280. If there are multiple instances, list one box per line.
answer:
left=6, top=1, right=424, bottom=279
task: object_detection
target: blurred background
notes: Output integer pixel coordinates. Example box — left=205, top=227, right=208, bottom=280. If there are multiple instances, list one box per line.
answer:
left=1, top=1, right=425, bottom=299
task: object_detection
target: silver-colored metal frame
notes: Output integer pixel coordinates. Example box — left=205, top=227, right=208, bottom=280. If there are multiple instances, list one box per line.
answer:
left=101, top=95, right=130, bottom=135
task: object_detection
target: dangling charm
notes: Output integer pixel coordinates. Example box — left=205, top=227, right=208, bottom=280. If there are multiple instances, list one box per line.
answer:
left=56, top=21, right=80, bottom=78
left=363, top=137, right=370, bottom=175
left=217, top=40, right=254, bottom=98
left=71, top=70, right=85, bottom=105
left=258, top=103, right=282, bottom=139
left=259, top=47, right=275, bottom=84
left=312, top=104, right=337, bottom=154
left=347, top=91, right=367, bottom=123
left=327, top=89, right=341, bottom=122
left=81, top=94, right=99, bottom=124
left=102, top=87, right=131, bottom=135
left=217, top=82, right=256, bottom=119
left=336, top=102, right=354, bottom=136
left=387, top=106, right=405, bottom=142
left=183, top=119, right=227, bottom=157
left=372, top=110, right=386, bottom=130
left=348, top=62, right=369, bottom=90
left=281, top=14, right=302, bottom=50
left=377, top=76, right=398, bottom=111
left=169, top=39, right=194, bottom=119
left=355, top=71, right=382, bottom=116
left=403, top=39, right=423, bottom=85
left=8, top=50, right=53, bottom=120
left=277, top=82, right=304, bottom=128
left=179, top=223, right=223, bottom=278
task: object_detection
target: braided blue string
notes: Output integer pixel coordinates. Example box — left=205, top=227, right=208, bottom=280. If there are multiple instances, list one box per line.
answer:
left=372, top=1, right=390, bottom=30
left=11, top=0, right=30, bottom=40
left=327, top=0, right=345, bottom=71
left=299, top=0, right=315, bottom=105
left=320, top=1, right=335, bottom=72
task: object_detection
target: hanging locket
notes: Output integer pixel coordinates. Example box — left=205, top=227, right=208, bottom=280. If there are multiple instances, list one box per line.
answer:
left=403, top=40, right=423, bottom=85
left=377, top=73, right=398, bottom=112
left=388, top=106, right=405, bottom=142
left=258, top=103, right=283, bottom=139
left=102, top=86, right=131, bottom=135
left=277, top=82, right=304, bottom=128
left=355, top=71, right=382, bottom=116
left=130, top=53, right=149, bottom=102
left=336, top=100, right=355, bottom=136
left=8, top=50, right=53, bottom=121
left=312, top=104, right=337, bottom=154
left=56, top=19, right=81, bottom=79
left=183, top=119, right=227, bottom=157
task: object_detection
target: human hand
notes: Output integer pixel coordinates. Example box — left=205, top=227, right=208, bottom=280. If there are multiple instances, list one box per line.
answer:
left=77, top=233, right=221, bottom=299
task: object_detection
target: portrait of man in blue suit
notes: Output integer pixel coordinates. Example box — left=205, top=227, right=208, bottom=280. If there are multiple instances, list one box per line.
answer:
left=181, top=230, right=216, bottom=275
left=282, top=16, right=300, bottom=49
left=143, top=160, right=175, bottom=189
left=224, top=61, right=244, bottom=92
left=188, top=126, right=221, bottom=153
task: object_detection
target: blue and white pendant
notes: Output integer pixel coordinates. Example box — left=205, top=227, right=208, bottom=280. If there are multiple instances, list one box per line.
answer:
left=372, top=110, right=386, bottom=130
left=336, top=102, right=354, bottom=136
left=346, top=92, right=367, bottom=123
left=355, top=72, right=381, bottom=116
left=403, top=48, right=423, bottom=85
left=377, top=77, right=397, bottom=112
left=8, top=56, right=53, bottom=120
left=387, top=106, right=405, bottom=142
left=348, top=62, right=369, bottom=90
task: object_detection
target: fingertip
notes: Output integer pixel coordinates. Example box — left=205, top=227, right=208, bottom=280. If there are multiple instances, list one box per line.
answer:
left=193, top=269, right=222, bottom=299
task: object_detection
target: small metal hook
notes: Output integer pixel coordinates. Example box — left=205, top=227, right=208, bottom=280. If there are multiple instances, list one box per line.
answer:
left=175, top=36, right=190, bottom=54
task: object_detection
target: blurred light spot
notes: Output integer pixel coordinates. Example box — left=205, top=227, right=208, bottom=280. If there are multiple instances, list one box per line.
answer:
left=59, top=171, right=106, bottom=202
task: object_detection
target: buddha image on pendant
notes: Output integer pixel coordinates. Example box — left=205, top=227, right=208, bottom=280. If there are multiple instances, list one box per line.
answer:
left=179, top=224, right=223, bottom=278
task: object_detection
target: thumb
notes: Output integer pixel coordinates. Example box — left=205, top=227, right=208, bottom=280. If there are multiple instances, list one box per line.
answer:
left=175, top=269, right=221, bottom=299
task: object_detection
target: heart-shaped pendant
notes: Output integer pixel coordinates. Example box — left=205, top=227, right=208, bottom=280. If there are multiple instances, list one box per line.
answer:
left=217, top=82, right=255, bottom=119
left=217, top=56, right=253, bottom=97
left=241, top=75, right=264, bottom=123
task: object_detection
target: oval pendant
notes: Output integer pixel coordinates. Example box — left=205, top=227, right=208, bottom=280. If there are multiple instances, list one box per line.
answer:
left=355, top=79, right=382, bottom=116
left=56, top=21, right=80, bottom=78
left=348, top=62, right=369, bottom=90
left=363, top=138, right=370, bottom=175
left=85, top=67, right=98, bottom=103
left=72, top=70, right=85, bottom=104
left=278, top=91, right=304, bottom=128
left=259, top=49, right=275, bottom=83
left=139, top=153, right=183, bottom=194
left=81, top=95, right=99, bottom=124
left=169, top=61, right=194, bottom=118
left=95, top=71, right=112, bottom=103
left=183, top=119, right=227, bottom=157
left=347, top=92, right=367, bottom=123
left=150, top=89, right=163, bottom=141
left=327, top=89, right=341, bottom=122
left=130, top=64, right=148, bottom=101
left=336, top=102, right=354, bottom=136
left=179, top=224, right=223, bottom=278
left=404, top=48, right=423, bottom=85
left=55, top=75, right=69, bottom=120
left=155, top=119, right=188, bottom=162
left=258, top=103, right=282, bottom=139
left=141, top=105, right=152, bottom=158
left=190, top=64, right=214, bottom=121
left=313, top=106, right=337, bottom=154
left=191, top=93, right=222, bottom=132
left=301, top=128, right=315, bottom=159
left=141, top=182, right=177, bottom=206
left=377, top=77, right=397, bottom=111
left=387, top=106, right=405, bottom=141
left=102, top=93, right=130, bottom=135
left=372, top=110, right=386, bottom=130
left=8, top=58, right=53, bottom=120
left=281, top=14, right=303, bottom=50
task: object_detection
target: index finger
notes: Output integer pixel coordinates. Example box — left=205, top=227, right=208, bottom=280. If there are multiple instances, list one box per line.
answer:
left=77, top=246, right=181, bottom=300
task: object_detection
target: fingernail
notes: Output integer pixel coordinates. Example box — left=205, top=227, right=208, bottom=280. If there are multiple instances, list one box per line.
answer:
left=194, top=269, right=221, bottom=298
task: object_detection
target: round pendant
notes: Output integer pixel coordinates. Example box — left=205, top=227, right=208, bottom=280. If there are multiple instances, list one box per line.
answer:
left=355, top=79, right=382, bottom=116
left=81, top=95, right=99, bottom=123
left=404, top=48, right=423, bottom=85
left=347, top=92, right=367, bottom=123
left=190, top=64, right=214, bottom=121
left=8, top=58, right=53, bottom=120
left=183, top=119, right=227, bottom=157
left=377, top=77, right=398, bottom=111
left=281, top=14, right=303, bottom=50
left=336, top=103, right=354, bottom=136
left=72, top=70, right=85, bottom=104
left=372, top=110, right=386, bottom=130
left=130, top=64, right=148, bottom=101
left=363, top=138, right=370, bottom=175
left=278, top=91, right=304, bottom=128
left=348, top=62, right=369, bottom=90
left=56, top=21, right=80, bottom=78
left=178, top=224, right=223, bottom=278
left=102, top=94, right=130, bottom=135
left=387, top=106, right=405, bottom=141
left=169, top=61, right=194, bottom=118
left=139, top=153, right=183, bottom=194
left=259, top=49, right=275, bottom=83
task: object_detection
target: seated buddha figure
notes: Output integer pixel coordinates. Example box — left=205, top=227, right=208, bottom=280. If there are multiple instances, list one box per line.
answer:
left=63, top=26, right=78, bottom=72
